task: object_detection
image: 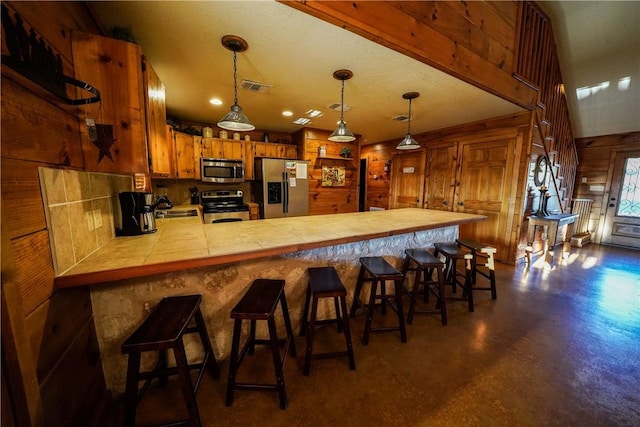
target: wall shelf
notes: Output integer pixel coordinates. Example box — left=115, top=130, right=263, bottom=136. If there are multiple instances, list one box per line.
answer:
left=317, top=156, right=353, bottom=160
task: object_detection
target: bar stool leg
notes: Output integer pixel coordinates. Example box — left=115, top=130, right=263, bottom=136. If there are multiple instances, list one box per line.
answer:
left=407, top=264, right=422, bottom=325
left=350, top=265, right=366, bottom=318
left=300, top=285, right=312, bottom=336
left=303, top=296, right=319, bottom=376
left=158, top=349, right=168, bottom=387
left=380, top=281, right=387, bottom=315
left=363, top=279, right=378, bottom=345
left=248, top=319, right=257, bottom=355
left=334, top=297, right=343, bottom=333
left=339, top=295, right=356, bottom=370
left=464, top=256, right=475, bottom=312
left=267, top=317, right=287, bottom=410
left=174, top=341, right=201, bottom=427
left=279, top=293, right=296, bottom=357
left=225, top=319, right=242, bottom=407
left=123, top=352, right=141, bottom=427
left=194, top=308, right=220, bottom=378
left=436, top=267, right=448, bottom=325
left=394, top=279, right=407, bottom=343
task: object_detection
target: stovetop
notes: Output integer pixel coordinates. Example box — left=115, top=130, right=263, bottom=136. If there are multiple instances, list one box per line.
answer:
left=201, top=190, right=248, bottom=212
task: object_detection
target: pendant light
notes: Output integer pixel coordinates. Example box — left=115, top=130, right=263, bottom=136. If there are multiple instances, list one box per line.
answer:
left=396, top=92, right=420, bottom=150
left=329, top=69, right=356, bottom=142
left=217, top=35, right=255, bottom=131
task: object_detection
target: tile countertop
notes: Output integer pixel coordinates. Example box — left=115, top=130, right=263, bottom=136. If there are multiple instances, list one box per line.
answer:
left=54, top=208, right=486, bottom=289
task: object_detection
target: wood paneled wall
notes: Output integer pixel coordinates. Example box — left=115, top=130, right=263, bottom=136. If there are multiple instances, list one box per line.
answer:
left=361, top=112, right=533, bottom=263
left=293, top=128, right=360, bottom=215
left=1, top=2, right=109, bottom=426
left=573, top=132, right=640, bottom=243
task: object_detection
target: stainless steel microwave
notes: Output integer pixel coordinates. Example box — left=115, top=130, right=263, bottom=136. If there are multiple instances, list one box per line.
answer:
left=200, top=158, right=245, bottom=183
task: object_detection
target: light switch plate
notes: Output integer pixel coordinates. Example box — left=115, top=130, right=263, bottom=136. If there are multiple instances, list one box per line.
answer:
left=86, top=211, right=95, bottom=231
left=93, top=209, right=102, bottom=228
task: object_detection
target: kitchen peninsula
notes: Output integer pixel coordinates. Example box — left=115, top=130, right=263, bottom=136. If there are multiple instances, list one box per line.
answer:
left=56, top=208, right=485, bottom=391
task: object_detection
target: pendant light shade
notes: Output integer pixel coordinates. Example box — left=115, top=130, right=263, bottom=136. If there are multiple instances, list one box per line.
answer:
left=329, top=69, right=356, bottom=142
left=396, top=92, right=420, bottom=150
left=217, top=35, right=255, bottom=132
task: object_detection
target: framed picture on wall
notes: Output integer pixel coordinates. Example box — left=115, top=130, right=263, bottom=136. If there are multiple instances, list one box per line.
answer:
left=322, top=166, right=346, bottom=187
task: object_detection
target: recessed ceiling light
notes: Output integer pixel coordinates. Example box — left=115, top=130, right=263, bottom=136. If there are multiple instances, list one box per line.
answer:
left=306, top=109, right=323, bottom=118
left=293, top=118, right=311, bottom=125
left=209, top=98, right=223, bottom=106
left=282, top=110, right=293, bottom=117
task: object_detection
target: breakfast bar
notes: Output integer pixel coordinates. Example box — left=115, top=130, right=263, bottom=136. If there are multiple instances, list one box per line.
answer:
left=55, top=208, right=485, bottom=392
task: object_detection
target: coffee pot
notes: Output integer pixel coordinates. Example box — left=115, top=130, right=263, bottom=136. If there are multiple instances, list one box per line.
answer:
left=116, top=192, right=157, bottom=236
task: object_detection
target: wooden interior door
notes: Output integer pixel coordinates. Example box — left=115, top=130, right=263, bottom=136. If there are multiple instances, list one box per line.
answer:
left=456, top=134, right=518, bottom=258
left=424, top=144, right=457, bottom=210
left=390, top=150, right=426, bottom=209
left=601, top=150, right=640, bottom=248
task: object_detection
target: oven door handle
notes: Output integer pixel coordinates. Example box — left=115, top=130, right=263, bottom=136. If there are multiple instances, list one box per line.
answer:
left=282, top=171, right=289, bottom=214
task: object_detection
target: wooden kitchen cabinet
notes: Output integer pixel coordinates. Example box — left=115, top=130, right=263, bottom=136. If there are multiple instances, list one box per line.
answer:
left=144, top=61, right=171, bottom=176
left=172, top=130, right=196, bottom=178
left=243, top=141, right=298, bottom=180
left=201, top=138, right=244, bottom=160
left=72, top=32, right=166, bottom=175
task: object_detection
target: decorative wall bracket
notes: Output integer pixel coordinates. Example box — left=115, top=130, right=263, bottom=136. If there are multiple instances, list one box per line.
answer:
left=1, top=5, right=100, bottom=105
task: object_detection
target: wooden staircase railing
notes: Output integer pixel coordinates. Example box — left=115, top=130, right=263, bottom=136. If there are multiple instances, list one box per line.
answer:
left=516, top=1, right=579, bottom=213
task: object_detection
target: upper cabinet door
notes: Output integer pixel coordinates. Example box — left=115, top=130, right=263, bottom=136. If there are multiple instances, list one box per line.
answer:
left=72, top=32, right=148, bottom=174
left=143, top=58, right=171, bottom=176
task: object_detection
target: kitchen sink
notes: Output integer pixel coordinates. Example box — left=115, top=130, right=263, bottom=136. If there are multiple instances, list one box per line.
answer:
left=156, top=209, right=198, bottom=218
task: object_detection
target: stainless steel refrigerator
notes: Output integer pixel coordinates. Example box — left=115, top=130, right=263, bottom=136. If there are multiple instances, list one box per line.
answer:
left=254, top=158, right=309, bottom=218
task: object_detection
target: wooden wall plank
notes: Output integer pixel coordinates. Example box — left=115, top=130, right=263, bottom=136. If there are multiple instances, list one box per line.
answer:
left=1, top=76, right=84, bottom=167
left=0, top=158, right=48, bottom=239
left=11, top=231, right=55, bottom=315
left=25, top=288, right=93, bottom=382
left=1, top=2, right=109, bottom=425
left=39, top=318, right=106, bottom=427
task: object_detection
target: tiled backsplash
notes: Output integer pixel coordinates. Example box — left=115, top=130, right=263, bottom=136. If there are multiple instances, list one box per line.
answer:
left=39, top=167, right=132, bottom=275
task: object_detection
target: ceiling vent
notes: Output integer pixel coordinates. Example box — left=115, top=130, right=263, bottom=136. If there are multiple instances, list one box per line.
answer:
left=393, top=114, right=410, bottom=122
left=328, top=102, right=352, bottom=112
left=241, top=79, right=272, bottom=94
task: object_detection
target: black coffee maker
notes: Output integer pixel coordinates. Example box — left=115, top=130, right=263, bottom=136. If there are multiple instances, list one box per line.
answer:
left=116, top=192, right=157, bottom=236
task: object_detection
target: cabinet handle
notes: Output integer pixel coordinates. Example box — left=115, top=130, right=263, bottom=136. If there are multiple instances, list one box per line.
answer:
left=458, top=201, right=464, bottom=206
left=442, top=200, right=448, bottom=206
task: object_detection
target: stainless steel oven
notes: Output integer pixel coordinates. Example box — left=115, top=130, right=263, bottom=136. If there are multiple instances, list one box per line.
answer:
left=200, top=158, right=244, bottom=183
left=201, top=190, right=250, bottom=223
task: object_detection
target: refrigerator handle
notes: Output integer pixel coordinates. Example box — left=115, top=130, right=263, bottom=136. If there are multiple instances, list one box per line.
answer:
left=282, top=171, right=289, bottom=214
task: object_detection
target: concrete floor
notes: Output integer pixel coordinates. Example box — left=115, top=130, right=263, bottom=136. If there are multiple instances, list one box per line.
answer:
left=113, top=244, right=640, bottom=426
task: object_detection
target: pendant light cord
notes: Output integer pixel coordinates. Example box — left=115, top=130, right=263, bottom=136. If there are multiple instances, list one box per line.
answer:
left=407, top=98, right=412, bottom=134
left=340, top=79, right=345, bottom=121
left=232, top=51, right=239, bottom=105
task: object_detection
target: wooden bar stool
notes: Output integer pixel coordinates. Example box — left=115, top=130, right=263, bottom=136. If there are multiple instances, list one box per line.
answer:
left=121, top=294, right=220, bottom=427
left=456, top=239, right=498, bottom=300
left=433, top=242, right=475, bottom=312
left=226, top=279, right=296, bottom=410
left=400, top=249, right=448, bottom=325
left=300, top=267, right=356, bottom=375
left=350, top=256, right=407, bottom=345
